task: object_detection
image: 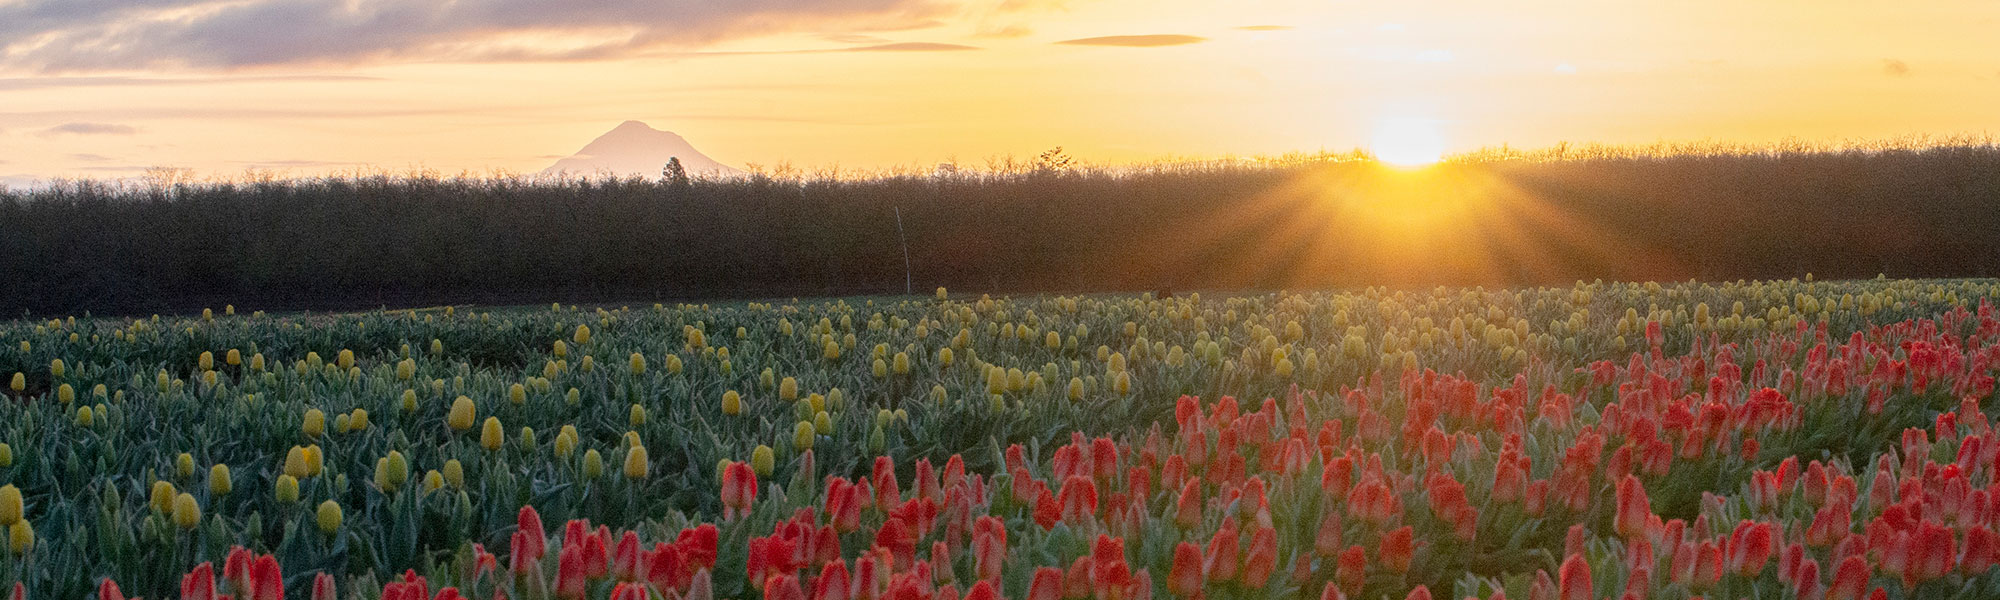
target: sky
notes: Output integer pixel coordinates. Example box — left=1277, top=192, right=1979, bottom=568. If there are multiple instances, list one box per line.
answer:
left=1, top=0, right=1998, bottom=185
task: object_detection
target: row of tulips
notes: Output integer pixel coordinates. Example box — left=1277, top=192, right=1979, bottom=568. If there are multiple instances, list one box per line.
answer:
left=22, top=296, right=2000, bottom=600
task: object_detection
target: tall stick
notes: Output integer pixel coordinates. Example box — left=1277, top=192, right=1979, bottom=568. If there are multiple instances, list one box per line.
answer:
left=894, top=205, right=913, bottom=296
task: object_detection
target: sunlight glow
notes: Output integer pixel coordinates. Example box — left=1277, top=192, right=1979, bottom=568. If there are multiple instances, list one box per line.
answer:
left=1370, top=117, right=1447, bottom=167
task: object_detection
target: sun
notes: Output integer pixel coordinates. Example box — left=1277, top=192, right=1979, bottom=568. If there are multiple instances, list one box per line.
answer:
left=1370, top=117, right=1447, bottom=167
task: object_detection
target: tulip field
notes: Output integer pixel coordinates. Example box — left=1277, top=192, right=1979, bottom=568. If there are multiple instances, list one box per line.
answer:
left=5, top=279, right=2000, bottom=600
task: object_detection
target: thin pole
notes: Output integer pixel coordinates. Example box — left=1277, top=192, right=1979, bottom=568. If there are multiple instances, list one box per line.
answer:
left=894, top=205, right=913, bottom=296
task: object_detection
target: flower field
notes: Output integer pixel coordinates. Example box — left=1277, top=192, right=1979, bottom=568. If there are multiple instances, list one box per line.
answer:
left=3, top=279, right=1999, bottom=600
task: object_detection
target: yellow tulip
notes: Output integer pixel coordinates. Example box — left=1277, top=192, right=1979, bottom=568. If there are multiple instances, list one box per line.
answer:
left=150, top=481, right=176, bottom=514
left=443, top=459, right=465, bottom=488
left=583, top=449, right=605, bottom=479
left=303, top=409, right=326, bottom=437
left=0, top=485, right=21, bottom=526
left=275, top=475, right=300, bottom=503
left=629, top=353, right=646, bottom=375
left=210, top=465, right=232, bottom=496
left=722, top=390, right=742, bottom=415
left=624, top=445, right=649, bottom=479
left=509, top=383, right=526, bottom=405
left=752, top=445, right=775, bottom=477
left=448, top=396, right=476, bottom=431
left=481, top=417, right=504, bottom=451
left=316, top=500, right=343, bottom=533
left=8, top=521, right=32, bottom=554
left=794, top=421, right=815, bottom=451
left=172, top=493, right=201, bottom=529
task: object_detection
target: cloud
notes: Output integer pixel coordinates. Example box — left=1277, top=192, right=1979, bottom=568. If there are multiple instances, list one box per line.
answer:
left=40, top=122, right=138, bottom=136
left=1056, top=34, right=1207, bottom=48
left=845, top=42, right=978, bottom=51
left=69, top=153, right=115, bottom=162
left=0, top=0, right=960, bottom=71
left=1237, top=25, right=1291, bottom=31
left=0, top=74, right=380, bottom=91
left=1882, top=59, right=1910, bottom=77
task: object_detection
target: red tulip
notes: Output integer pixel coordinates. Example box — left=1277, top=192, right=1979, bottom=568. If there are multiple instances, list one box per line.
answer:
left=1792, top=559, right=1820, bottom=600
left=250, top=555, right=285, bottom=600
left=183, top=562, right=218, bottom=600
left=813, top=561, right=851, bottom=600
left=1028, top=567, right=1064, bottom=600
left=766, top=574, right=806, bottom=600
left=1380, top=526, right=1414, bottom=574
left=1826, top=556, right=1870, bottom=600
left=1558, top=553, right=1591, bottom=600
left=312, top=573, right=336, bottom=600
left=873, top=456, right=902, bottom=507
left=973, top=516, right=1007, bottom=582
left=1614, top=475, right=1651, bottom=540
left=1064, top=556, right=1095, bottom=600
left=1965, top=525, right=2000, bottom=575
left=225, top=547, right=253, bottom=597
left=97, top=579, right=125, bottom=600
left=1320, top=581, right=1344, bottom=600
left=723, top=461, right=759, bottom=520
left=556, top=545, right=587, bottom=600
left=1204, top=520, right=1240, bottom=583
left=1034, top=488, right=1061, bottom=530
left=1315, top=510, right=1344, bottom=557
left=1404, top=586, right=1431, bottom=600
left=1240, top=526, right=1278, bottom=588
left=1167, top=542, right=1203, bottom=597
left=1528, top=570, right=1555, bottom=600
left=1336, top=546, right=1366, bottom=598
left=518, top=506, right=548, bottom=561
left=964, top=581, right=1000, bottom=600
left=1092, top=535, right=1132, bottom=593
left=1174, top=479, right=1203, bottom=529
left=582, top=529, right=612, bottom=579
left=1058, top=476, right=1099, bottom=524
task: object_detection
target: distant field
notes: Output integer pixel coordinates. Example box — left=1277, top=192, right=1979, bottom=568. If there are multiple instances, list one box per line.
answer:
left=2, top=278, right=1998, bottom=600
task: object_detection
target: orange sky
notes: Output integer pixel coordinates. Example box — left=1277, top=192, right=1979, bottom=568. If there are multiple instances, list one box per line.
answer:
left=1, top=0, right=1997, bottom=185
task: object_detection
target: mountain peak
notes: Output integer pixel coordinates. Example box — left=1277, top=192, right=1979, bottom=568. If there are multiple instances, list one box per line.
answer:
left=540, top=121, right=739, bottom=177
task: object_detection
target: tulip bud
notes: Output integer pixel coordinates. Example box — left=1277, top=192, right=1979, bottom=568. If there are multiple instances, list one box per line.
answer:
left=275, top=475, right=300, bottom=503
left=448, top=396, right=476, bottom=431
left=150, top=480, right=177, bottom=514
left=173, top=493, right=202, bottom=529
left=210, top=464, right=233, bottom=496
left=8, top=521, right=32, bottom=554
left=583, top=449, right=605, bottom=479
left=624, top=445, right=650, bottom=479
left=752, top=445, right=775, bottom=477
left=0, top=485, right=21, bottom=526
left=316, top=500, right=342, bottom=533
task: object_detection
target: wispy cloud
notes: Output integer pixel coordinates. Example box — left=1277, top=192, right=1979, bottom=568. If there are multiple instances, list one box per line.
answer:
left=40, top=122, right=137, bottom=136
left=1056, top=34, right=1207, bottom=48
left=846, top=42, right=979, bottom=51
left=0, top=74, right=381, bottom=91
left=1237, top=25, right=1291, bottom=31
left=0, top=0, right=960, bottom=71
left=1882, top=59, right=1911, bottom=77
left=68, top=153, right=115, bottom=162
